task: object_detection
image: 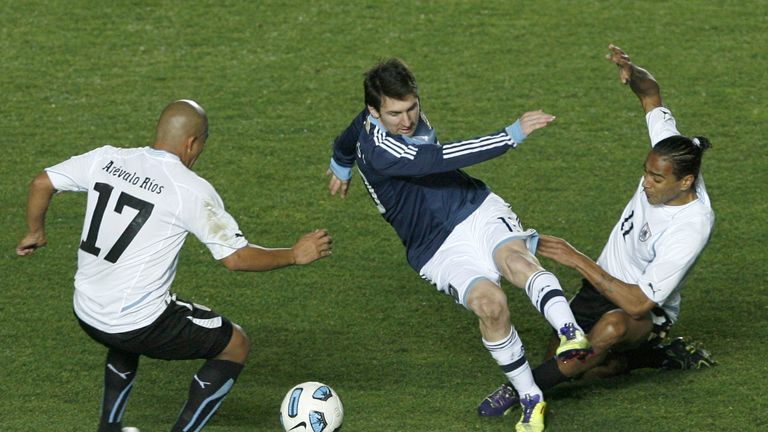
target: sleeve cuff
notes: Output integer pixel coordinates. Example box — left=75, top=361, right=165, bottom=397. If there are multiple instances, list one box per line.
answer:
left=329, top=158, right=353, bottom=181
left=505, top=119, right=527, bottom=144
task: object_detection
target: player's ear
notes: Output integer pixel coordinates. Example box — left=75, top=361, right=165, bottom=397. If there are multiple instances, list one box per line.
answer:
left=680, top=174, right=695, bottom=191
left=184, top=135, right=197, bottom=153
left=367, top=105, right=380, bottom=119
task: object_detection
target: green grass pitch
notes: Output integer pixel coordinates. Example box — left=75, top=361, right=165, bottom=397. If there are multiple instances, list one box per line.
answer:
left=2, top=1, right=766, bottom=430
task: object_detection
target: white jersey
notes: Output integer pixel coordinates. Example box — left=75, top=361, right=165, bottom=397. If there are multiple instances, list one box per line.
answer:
left=596, top=107, right=714, bottom=323
left=45, top=146, right=249, bottom=333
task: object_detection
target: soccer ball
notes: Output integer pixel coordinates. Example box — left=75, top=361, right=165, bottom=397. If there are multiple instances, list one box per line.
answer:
left=280, top=381, right=344, bottom=432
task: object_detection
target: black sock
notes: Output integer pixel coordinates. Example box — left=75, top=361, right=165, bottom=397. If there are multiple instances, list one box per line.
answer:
left=624, top=345, right=667, bottom=370
left=171, top=359, right=244, bottom=432
left=99, top=349, right=140, bottom=432
left=532, top=357, right=569, bottom=391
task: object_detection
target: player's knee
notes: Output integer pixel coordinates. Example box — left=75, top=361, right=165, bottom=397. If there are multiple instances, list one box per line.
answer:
left=468, top=288, right=509, bottom=324
left=592, top=313, right=629, bottom=349
left=219, top=324, right=251, bottom=364
left=234, top=325, right=252, bottom=355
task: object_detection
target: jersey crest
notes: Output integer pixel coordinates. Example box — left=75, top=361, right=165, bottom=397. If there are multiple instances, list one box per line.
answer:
left=639, top=222, right=652, bottom=242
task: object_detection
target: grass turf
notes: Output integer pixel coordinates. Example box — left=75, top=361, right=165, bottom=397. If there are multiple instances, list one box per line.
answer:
left=2, top=1, right=766, bottom=430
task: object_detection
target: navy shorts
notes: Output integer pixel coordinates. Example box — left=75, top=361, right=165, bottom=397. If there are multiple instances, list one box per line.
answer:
left=570, top=279, right=671, bottom=345
left=77, top=295, right=234, bottom=360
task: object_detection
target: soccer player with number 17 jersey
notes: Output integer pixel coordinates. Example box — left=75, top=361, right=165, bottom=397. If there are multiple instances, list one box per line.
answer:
left=16, top=100, right=332, bottom=432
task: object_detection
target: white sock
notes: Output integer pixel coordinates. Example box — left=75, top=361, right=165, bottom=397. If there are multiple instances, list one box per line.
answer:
left=483, top=327, right=543, bottom=399
left=525, top=270, right=581, bottom=332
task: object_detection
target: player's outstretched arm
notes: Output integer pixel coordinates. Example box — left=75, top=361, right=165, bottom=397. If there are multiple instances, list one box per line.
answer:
left=606, top=44, right=662, bottom=113
left=16, top=172, right=56, bottom=256
left=537, top=234, right=656, bottom=319
left=220, top=229, right=332, bottom=272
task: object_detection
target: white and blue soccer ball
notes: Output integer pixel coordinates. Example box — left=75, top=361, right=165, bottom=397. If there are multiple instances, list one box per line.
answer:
left=280, top=381, right=344, bottom=432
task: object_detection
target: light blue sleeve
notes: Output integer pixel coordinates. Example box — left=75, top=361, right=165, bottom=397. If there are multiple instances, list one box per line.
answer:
left=329, top=158, right=353, bottom=181
left=504, top=119, right=527, bottom=144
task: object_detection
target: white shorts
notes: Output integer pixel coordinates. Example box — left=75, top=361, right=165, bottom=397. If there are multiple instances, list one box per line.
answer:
left=419, top=193, right=538, bottom=308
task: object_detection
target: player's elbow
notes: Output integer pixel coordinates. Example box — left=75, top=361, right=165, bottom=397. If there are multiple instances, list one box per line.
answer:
left=627, top=298, right=657, bottom=320
left=220, top=250, right=245, bottom=271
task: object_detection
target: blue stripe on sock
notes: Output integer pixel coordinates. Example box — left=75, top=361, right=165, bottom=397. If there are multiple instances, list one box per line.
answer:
left=108, top=380, right=134, bottom=422
left=192, top=399, right=227, bottom=432
left=182, top=378, right=234, bottom=432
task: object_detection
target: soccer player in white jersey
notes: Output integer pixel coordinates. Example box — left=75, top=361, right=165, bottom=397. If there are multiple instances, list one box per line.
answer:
left=16, top=100, right=333, bottom=432
left=326, top=58, right=591, bottom=431
left=478, top=45, right=716, bottom=417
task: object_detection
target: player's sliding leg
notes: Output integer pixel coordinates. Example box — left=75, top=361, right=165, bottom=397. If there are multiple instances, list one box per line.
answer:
left=468, top=280, right=547, bottom=431
left=98, top=349, right=140, bottom=432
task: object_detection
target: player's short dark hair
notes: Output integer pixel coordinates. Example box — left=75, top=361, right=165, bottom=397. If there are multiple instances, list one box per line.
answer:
left=364, top=58, right=419, bottom=111
left=652, top=135, right=712, bottom=181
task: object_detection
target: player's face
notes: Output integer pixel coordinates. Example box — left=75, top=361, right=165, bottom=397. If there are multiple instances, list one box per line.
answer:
left=642, top=151, right=694, bottom=206
left=369, top=94, right=420, bottom=136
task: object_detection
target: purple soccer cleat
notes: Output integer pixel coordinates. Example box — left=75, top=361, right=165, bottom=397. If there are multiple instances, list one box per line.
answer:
left=477, top=382, right=519, bottom=417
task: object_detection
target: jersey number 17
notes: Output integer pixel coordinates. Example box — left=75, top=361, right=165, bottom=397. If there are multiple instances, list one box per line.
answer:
left=79, top=182, right=155, bottom=263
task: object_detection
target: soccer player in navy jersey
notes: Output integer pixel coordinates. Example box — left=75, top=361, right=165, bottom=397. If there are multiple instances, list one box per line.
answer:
left=326, top=58, right=591, bottom=431
left=477, top=45, right=716, bottom=418
left=17, top=100, right=332, bottom=432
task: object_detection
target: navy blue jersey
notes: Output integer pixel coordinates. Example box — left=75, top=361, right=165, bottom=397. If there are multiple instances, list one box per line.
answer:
left=332, top=109, right=521, bottom=270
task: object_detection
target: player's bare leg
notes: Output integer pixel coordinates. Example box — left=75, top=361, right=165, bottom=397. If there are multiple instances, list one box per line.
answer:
left=468, top=280, right=546, bottom=430
left=529, top=310, right=652, bottom=392
left=478, top=240, right=590, bottom=420
left=556, top=311, right=653, bottom=378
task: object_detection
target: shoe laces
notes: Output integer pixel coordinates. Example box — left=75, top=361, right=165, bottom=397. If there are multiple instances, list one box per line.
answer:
left=559, top=322, right=578, bottom=340
left=488, top=383, right=517, bottom=407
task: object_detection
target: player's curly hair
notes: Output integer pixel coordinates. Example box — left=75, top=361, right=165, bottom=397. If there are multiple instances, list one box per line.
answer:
left=652, top=135, right=712, bottom=182
left=363, top=58, right=419, bottom=111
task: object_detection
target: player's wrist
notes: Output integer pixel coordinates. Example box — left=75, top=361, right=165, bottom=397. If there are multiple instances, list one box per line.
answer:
left=505, top=120, right=527, bottom=144
left=329, top=158, right=353, bottom=181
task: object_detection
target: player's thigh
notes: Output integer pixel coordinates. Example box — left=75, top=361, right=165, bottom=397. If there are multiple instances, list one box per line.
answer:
left=80, top=297, right=235, bottom=361
left=472, top=194, right=540, bottom=287
left=493, top=239, right=543, bottom=288
left=145, top=298, right=236, bottom=360
left=419, top=241, right=500, bottom=309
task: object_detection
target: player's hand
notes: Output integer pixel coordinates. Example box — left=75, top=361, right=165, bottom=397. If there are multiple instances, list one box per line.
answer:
left=519, top=110, right=556, bottom=137
left=606, top=44, right=633, bottom=84
left=537, top=234, right=583, bottom=269
left=326, top=169, right=350, bottom=199
left=292, top=229, right=332, bottom=264
left=16, top=231, right=47, bottom=256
